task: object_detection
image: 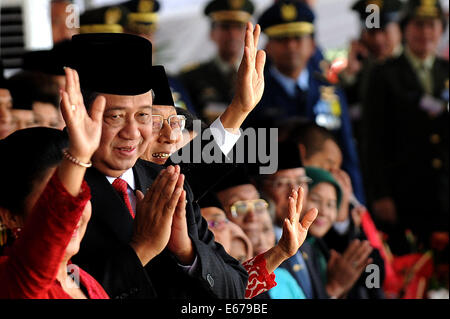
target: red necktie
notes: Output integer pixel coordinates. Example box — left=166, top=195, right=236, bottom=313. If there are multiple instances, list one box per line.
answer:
left=112, top=178, right=135, bottom=219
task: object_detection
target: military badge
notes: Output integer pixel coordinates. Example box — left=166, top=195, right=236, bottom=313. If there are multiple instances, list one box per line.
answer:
left=281, top=3, right=298, bottom=22
left=314, top=86, right=342, bottom=130
left=105, top=7, right=123, bottom=25
left=229, top=0, right=244, bottom=10
left=138, top=0, right=154, bottom=13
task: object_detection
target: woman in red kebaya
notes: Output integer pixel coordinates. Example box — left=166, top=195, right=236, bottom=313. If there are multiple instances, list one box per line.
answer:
left=0, top=67, right=108, bottom=299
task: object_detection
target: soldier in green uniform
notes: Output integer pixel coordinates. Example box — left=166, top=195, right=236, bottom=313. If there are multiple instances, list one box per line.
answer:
left=179, top=0, right=255, bottom=124
left=340, top=0, right=404, bottom=157
left=363, top=0, right=448, bottom=254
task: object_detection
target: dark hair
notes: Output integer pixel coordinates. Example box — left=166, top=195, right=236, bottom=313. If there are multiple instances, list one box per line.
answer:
left=7, top=71, right=60, bottom=110
left=0, top=127, right=68, bottom=215
left=285, top=120, right=339, bottom=159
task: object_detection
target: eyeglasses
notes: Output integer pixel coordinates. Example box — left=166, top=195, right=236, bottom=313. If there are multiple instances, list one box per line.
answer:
left=152, top=114, right=186, bottom=131
left=207, top=219, right=229, bottom=230
left=230, top=199, right=269, bottom=219
left=266, top=176, right=312, bottom=190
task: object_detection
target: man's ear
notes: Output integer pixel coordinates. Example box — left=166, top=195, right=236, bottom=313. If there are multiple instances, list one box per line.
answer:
left=0, top=207, right=21, bottom=229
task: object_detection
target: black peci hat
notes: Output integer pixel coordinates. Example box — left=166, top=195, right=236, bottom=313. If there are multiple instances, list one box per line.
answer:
left=277, top=140, right=304, bottom=171
left=69, top=33, right=154, bottom=95
left=213, top=166, right=254, bottom=193
left=22, top=40, right=72, bottom=76
left=152, top=65, right=175, bottom=106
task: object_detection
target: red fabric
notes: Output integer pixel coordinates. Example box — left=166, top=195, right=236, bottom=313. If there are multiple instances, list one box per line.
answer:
left=360, top=210, right=398, bottom=289
left=242, top=253, right=277, bottom=299
left=384, top=253, right=434, bottom=299
left=0, top=171, right=109, bottom=299
left=112, top=178, right=135, bottom=219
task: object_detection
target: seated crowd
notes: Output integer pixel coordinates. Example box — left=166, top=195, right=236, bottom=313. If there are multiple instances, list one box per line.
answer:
left=0, top=0, right=448, bottom=300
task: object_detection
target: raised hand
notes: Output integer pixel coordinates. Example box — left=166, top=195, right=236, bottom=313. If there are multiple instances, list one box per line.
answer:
left=277, top=187, right=318, bottom=258
left=130, top=166, right=184, bottom=266
left=221, top=22, right=266, bottom=131
left=60, top=67, right=105, bottom=163
left=263, top=187, right=317, bottom=274
left=326, top=239, right=373, bottom=298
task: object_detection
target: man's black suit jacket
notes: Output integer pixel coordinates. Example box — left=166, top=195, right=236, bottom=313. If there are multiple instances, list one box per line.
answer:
left=72, top=159, right=248, bottom=299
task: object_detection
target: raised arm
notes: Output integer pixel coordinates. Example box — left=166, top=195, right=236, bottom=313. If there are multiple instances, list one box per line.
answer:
left=219, top=22, right=266, bottom=134
left=0, top=67, right=105, bottom=298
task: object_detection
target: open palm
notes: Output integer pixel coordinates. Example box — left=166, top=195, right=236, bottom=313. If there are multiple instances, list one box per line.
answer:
left=60, top=67, right=105, bottom=161
left=231, top=22, right=266, bottom=113
left=278, top=187, right=318, bottom=257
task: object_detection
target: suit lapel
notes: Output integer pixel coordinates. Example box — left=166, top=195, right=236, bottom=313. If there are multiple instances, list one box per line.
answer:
left=300, top=242, right=328, bottom=299
left=85, top=167, right=134, bottom=243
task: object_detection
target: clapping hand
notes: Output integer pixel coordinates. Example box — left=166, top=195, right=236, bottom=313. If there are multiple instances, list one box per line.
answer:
left=131, top=166, right=184, bottom=266
left=326, top=239, right=373, bottom=298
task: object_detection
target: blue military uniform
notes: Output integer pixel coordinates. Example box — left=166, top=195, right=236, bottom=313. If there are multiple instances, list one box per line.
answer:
left=249, top=0, right=366, bottom=203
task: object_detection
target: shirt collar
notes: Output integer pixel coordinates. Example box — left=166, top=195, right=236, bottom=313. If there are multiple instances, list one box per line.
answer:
left=105, top=168, right=136, bottom=190
left=404, top=46, right=435, bottom=71
left=269, top=65, right=309, bottom=97
left=214, top=55, right=240, bottom=74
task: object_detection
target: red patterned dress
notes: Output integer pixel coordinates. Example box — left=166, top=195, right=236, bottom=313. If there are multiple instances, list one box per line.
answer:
left=242, top=253, right=277, bottom=299
left=0, top=172, right=109, bottom=299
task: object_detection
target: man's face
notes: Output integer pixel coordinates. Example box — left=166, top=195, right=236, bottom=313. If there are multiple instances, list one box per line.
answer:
left=145, top=105, right=183, bottom=165
left=210, top=21, right=247, bottom=63
left=404, top=18, right=443, bottom=59
left=92, top=91, right=153, bottom=177
left=266, top=35, right=315, bottom=77
left=216, top=184, right=265, bottom=240
left=262, top=168, right=310, bottom=226
left=362, top=22, right=401, bottom=60
left=11, top=109, right=37, bottom=131
left=0, top=88, right=14, bottom=139
left=33, top=102, right=61, bottom=129
left=303, top=139, right=343, bottom=171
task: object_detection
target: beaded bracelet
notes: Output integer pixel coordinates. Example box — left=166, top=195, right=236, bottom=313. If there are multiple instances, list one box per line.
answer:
left=63, top=149, right=93, bottom=168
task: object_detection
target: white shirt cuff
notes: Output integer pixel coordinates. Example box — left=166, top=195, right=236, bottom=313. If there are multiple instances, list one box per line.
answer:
left=178, top=255, right=199, bottom=276
left=210, top=117, right=241, bottom=156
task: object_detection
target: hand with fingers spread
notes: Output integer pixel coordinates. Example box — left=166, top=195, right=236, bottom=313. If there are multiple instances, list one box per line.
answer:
left=262, top=187, right=318, bottom=274
left=221, top=22, right=266, bottom=132
left=60, top=67, right=106, bottom=164
left=326, top=239, right=373, bottom=298
left=130, top=166, right=184, bottom=266
left=58, top=67, right=106, bottom=196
